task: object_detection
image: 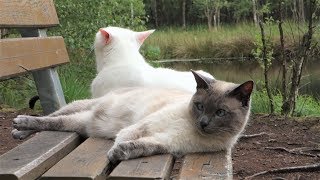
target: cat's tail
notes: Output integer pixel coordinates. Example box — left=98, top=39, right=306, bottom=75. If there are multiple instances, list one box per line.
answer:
left=29, top=95, right=40, bottom=109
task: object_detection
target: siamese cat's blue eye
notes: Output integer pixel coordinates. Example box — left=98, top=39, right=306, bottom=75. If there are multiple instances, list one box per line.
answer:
left=195, top=102, right=204, bottom=111
left=216, top=109, right=226, bottom=117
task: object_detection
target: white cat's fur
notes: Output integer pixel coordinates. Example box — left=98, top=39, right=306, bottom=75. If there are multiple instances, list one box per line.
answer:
left=91, top=26, right=213, bottom=98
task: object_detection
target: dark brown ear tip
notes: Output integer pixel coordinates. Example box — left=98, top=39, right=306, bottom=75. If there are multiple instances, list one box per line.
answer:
left=247, top=80, right=254, bottom=86
left=243, top=80, right=254, bottom=93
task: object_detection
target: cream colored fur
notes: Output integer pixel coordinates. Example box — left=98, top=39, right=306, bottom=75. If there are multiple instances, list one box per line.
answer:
left=90, top=26, right=213, bottom=98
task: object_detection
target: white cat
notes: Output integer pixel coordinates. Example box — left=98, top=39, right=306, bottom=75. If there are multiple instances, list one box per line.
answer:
left=91, top=26, right=214, bottom=98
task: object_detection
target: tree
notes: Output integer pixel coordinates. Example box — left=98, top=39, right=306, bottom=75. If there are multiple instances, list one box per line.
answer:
left=253, top=19, right=275, bottom=114
left=252, top=0, right=258, bottom=25
left=298, top=0, right=305, bottom=22
left=278, top=1, right=288, bottom=113
left=229, top=0, right=252, bottom=23
left=182, top=0, right=187, bottom=28
left=51, top=0, right=146, bottom=48
left=282, top=0, right=317, bottom=116
left=193, top=0, right=228, bottom=30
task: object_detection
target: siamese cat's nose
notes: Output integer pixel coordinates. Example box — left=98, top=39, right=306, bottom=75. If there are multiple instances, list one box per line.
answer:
left=200, top=116, right=209, bottom=129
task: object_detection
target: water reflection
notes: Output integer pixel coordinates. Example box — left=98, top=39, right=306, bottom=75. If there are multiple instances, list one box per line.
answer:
left=159, top=60, right=320, bottom=99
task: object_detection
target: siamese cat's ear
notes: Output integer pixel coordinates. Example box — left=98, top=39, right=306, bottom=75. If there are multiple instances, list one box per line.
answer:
left=191, top=70, right=211, bottom=90
left=99, top=28, right=111, bottom=44
left=228, top=80, right=254, bottom=106
left=136, top=29, right=155, bottom=44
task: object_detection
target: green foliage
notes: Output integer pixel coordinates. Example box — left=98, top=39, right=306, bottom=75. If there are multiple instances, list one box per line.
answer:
left=252, top=90, right=320, bottom=117
left=57, top=49, right=96, bottom=102
left=230, top=0, right=252, bottom=21
left=0, top=76, right=37, bottom=108
left=192, top=0, right=229, bottom=17
left=252, top=18, right=275, bottom=69
left=49, top=0, right=146, bottom=48
left=141, top=45, right=162, bottom=60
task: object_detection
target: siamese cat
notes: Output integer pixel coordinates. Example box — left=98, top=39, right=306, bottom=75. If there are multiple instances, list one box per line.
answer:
left=91, top=26, right=213, bottom=98
left=13, top=71, right=253, bottom=163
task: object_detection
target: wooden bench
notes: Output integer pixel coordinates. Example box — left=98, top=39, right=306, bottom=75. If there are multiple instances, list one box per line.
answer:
left=0, top=1, right=233, bottom=179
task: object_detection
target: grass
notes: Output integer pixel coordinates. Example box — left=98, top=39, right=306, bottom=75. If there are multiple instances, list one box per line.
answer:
left=252, top=90, right=320, bottom=117
left=58, top=49, right=96, bottom=102
left=141, top=23, right=320, bottom=60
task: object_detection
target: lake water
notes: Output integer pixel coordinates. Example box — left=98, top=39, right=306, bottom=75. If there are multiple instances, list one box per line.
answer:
left=159, top=59, right=320, bottom=99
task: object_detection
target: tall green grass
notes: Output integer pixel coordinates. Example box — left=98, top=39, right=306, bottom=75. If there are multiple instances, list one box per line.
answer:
left=58, top=49, right=96, bottom=102
left=252, top=90, right=320, bottom=116
left=141, top=23, right=320, bottom=60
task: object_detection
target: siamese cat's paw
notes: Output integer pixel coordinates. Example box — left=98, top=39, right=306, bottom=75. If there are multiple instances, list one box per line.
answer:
left=107, top=142, right=132, bottom=163
left=13, top=115, right=37, bottom=130
left=11, top=129, right=36, bottom=140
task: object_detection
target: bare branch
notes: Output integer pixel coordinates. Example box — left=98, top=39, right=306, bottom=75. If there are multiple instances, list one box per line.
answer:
left=245, top=163, right=320, bottom=179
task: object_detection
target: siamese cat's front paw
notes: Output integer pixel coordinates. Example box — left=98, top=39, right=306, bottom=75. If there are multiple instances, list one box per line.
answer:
left=13, top=115, right=37, bottom=130
left=11, top=129, right=36, bottom=140
left=107, top=143, right=132, bottom=163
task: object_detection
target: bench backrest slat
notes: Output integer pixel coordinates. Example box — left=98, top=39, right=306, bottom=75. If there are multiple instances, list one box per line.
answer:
left=0, top=0, right=59, bottom=28
left=0, top=37, right=69, bottom=80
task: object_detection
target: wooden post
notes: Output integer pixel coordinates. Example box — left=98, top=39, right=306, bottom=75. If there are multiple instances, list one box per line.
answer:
left=19, top=29, right=66, bottom=114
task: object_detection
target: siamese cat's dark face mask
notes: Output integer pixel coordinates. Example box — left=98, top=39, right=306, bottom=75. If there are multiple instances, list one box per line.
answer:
left=189, top=70, right=254, bottom=136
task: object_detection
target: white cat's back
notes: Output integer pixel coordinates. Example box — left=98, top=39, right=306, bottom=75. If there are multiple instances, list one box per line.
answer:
left=149, top=68, right=213, bottom=92
left=91, top=26, right=214, bottom=97
left=91, top=62, right=152, bottom=98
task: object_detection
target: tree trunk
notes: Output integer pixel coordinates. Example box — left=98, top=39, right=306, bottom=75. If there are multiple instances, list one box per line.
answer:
left=205, top=2, right=213, bottom=31
left=152, top=0, right=158, bottom=27
left=259, top=21, right=275, bottom=114
left=298, top=0, right=305, bottom=23
left=207, top=13, right=213, bottom=30
left=278, top=1, right=288, bottom=115
left=213, top=13, right=217, bottom=30
left=252, top=0, right=258, bottom=26
left=161, top=0, right=167, bottom=25
left=292, top=0, right=298, bottom=22
left=182, top=0, right=186, bottom=29
left=283, top=0, right=315, bottom=116
left=217, top=6, right=220, bottom=28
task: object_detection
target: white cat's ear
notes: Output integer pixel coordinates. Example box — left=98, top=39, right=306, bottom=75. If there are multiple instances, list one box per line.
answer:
left=136, top=29, right=155, bottom=44
left=191, top=70, right=211, bottom=90
left=229, top=81, right=254, bottom=106
left=99, top=28, right=111, bottom=44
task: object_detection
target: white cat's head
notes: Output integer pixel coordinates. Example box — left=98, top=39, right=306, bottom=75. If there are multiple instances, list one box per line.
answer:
left=95, top=26, right=155, bottom=51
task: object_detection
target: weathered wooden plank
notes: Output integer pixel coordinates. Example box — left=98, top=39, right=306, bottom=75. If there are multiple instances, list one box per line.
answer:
left=109, top=154, right=174, bottom=180
left=41, top=138, right=113, bottom=180
left=0, top=131, right=81, bottom=180
left=178, top=150, right=233, bottom=180
left=0, top=0, right=59, bottom=28
left=0, top=36, right=69, bottom=80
